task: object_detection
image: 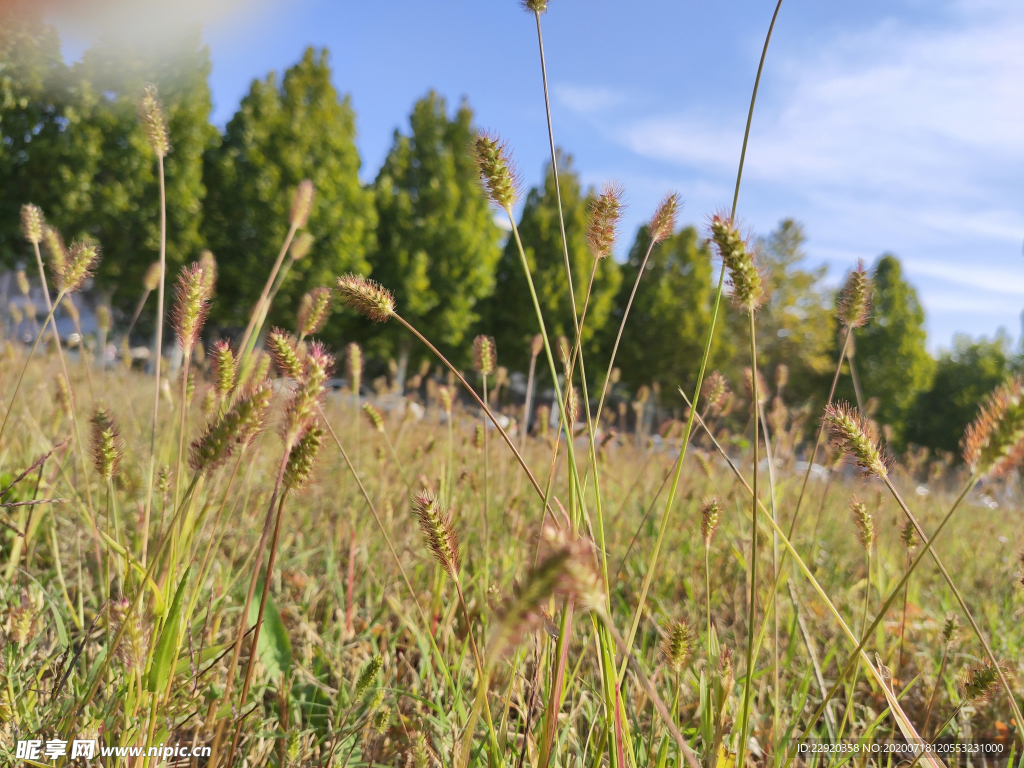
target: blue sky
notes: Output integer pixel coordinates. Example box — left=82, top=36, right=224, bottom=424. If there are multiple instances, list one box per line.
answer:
left=53, top=0, right=1024, bottom=351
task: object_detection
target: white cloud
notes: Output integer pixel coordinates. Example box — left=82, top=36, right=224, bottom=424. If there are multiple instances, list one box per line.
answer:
left=554, top=84, right=628, bottom=115
left=561, top=1, right=1024, bottom=343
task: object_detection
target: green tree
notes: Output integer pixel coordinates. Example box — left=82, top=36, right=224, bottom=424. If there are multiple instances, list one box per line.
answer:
left=202, top=47, right=375, bottom=346
left=484, top=152, right=620, bottom=373
left=371, top=91, right=501, bottom=375
left=0, top=15, right=215, bottom=322
left=751, top=219, right=835, bottom=405
left=904, top=332, right=1011, bottom=455
left=842, top=254, right=934, bottom=446
left=605, top=224, right=725, bottom=393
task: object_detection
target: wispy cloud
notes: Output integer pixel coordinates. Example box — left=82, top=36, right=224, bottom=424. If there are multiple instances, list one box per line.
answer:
left=557, top=1, right=1024, bottom=344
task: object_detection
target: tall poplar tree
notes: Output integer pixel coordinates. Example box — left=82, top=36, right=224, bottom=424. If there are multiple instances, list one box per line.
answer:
left=842, top=254, right=934, bottom=446
left=202, top=47, right=375, bottom=345
left=606, top=224, right=724, bottom=393
left=371, top=91, right=500, bottom=373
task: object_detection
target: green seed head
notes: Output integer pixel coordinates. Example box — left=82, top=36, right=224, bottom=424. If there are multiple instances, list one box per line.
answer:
left=171, top=262, right=211, bottom=356
left=586, top=181, right=625, bottom=259
left=473, top=133, right=519, bottom=210
left=291, top=232, right=314, bottom=260
left=21, top=204, right=44, bottom=245
left=959, top=662, right=1001, bottom=702
left=284, top=423, right=323, bottom=491
left=199, top=250, right=217, bottom=297
left=138, top=84, right=169, bottom=158
left=363, top=402, right=385, bottom=433
left=709, top=213, right=763, bottom=312
left=661, top=618, right=695, bottom=672
left=823, top=402, right=887, bottom=478
left=701, top=497, right=722, bottom=548
left=189, top=380, right=273, bottom=472
left=837, top=260, right=872, bottom=329
left=347, top=342, right=363, bottom=396
left=849, top=498, right=875, bottom=551
left=90, top=404, right=123, bottom=480
left=297, top=286, right=332, bottom=338
left=16, top=270, right=29, bottom=297
left=354, top=654, right=384, bottom=700
left=59, top=241, right=100, bottom=294
left=962, top=376, right=1024, bottom=478
left=97, top=305, right=112, bottom=334
left=211, top=340, right=236, bottom=398
left=473, top=334, right=496, bottom=377
left=290, top=179, right=315, bottom=229
left=412, top=490, right=461, bottom=578
left=268, top=330, right=304, bottom=381
left=649, top=192, right=679, bottom=244
left=43, top=226, right=67, bottom=277
left=143, top=261, right=161, bottom=292
left=941, top=612, right=959, bottom=645
left=336, top=274, right=395, bottom=323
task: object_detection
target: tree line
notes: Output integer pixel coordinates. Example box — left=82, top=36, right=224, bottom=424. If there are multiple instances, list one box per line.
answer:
left=0, top=13, right=1015, bottom=457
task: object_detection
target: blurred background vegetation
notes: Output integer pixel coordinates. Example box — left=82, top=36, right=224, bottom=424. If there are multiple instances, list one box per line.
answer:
left=0, top=9, right=1017, bottom=460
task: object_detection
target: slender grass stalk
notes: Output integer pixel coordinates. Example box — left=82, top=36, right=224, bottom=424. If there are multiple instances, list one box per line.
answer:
left=618, top=0, right=784, bottom=703
left=679, top=391, right=944, bottom=764
left=736, top=313, right=761, bottom=768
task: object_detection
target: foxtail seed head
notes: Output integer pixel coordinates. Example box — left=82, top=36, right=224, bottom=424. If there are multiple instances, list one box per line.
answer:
left=90, top=405, right=123, bottom=479
left=291, top=232, right=314, bottom=260
left=530, top=333, right=543, bottom=358
left=775, top=363, right=789, bottom=390
left=838, top=260, right=871, bottom=329
left=172, top=263, right=211, bottom=357
left=958, top=663, right=1001, bottom=702
left=473, top=334, right=496, bottom=377
left=649, top=193, right=679, bottom=244
left=565, top=386, right=579, bottom=427
left=354, top=654, right=384, bottom=700
left=702, top=371, right=729, bottom=412
left=290, top=179, right=315, bottom=229
left=363, top=402, right=385, bottom=433
left=16, top=270, right=29, bottom=297
left=335, top=274, right=395, bottom=322
left=900, top=519, right=918, bottom=551
left=21, top=204, right=44, bottom=245
left=412, top=490, right=461, bottom=579
left=189, top=379, right=273, bottom=472
left=211, top=340, right=236, bottom=398
left=199, top=250, right=217, bottom=297
left=43, top=226, right=67, bottom=277
left=823, top=402, right=887, bottom=478
left=586, top=181, right=625, bottom=259
left=143, top=261, right=161, bottom=292
left=521, top=0, right=549, bottom=13
left=701, top=497, right=722, bottom=548
left=962, top=376, right=1024, bottom=478
left=473, top=133, right=519, bottom=210
left=284, top=343, right=332, bottom=442
left=661, top=618, right=695, bottom=673
left=297, top=287, right=332, bottom=338
left=849, top=498, right=874, bottom=551
left=267, top=330, right=304, bottom=381
left=941, top=612, right=959, bottom=645
left=346, top=342, right=362, bottom=396
left=438, top=385, right=453, bottom=414
left=138, top=84, right=169, bottom=158
left=709, top=213, right=763, bottom=312
left=58, top=241, right=99, bottom=294
left=284, top=423, right=323, bottom=491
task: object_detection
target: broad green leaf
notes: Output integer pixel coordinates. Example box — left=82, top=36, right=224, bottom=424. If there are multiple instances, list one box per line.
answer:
left=247, top=577, right=292, bottom=680
left=147, top=566, right=191, bottom=693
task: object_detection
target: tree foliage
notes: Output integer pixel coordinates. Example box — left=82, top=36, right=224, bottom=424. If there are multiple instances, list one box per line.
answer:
left=202, top=47, right=375, bottom=345
left=0, top=13, right=215, bottom=320
left=751, top=219, right=835, bottom=405
left=904, top=332, right=1011, bottom=456
left=843, top=254, right=934, bottom=447
left=371, top=91, right=500, bottom=368
left=604, top=224, right=724, bottom=394
left=484, top=153, right=620, bottom=373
